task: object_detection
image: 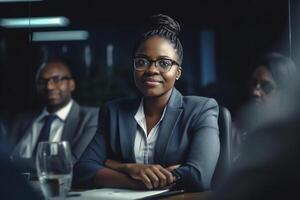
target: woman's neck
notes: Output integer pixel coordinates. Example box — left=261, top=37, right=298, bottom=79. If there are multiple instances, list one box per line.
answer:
left=143, top=89, right=172, bottom=116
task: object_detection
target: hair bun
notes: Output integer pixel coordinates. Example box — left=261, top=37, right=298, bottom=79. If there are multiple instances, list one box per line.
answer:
left=148, top=14, right=181, bottom=36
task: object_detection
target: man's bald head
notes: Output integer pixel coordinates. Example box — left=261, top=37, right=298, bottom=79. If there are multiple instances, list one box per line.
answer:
left=36, top=61, right=75, bottom=113
left=36, top=60, right=72, bottom=81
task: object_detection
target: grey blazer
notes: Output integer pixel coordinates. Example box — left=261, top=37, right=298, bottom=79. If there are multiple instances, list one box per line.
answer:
left=10, top=101, right=99, bottom=172
left=74, top=88, right=220, bottom=191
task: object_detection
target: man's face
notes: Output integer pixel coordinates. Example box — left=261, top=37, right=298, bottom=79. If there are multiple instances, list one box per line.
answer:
left=36, top=62, right=75, bottom=112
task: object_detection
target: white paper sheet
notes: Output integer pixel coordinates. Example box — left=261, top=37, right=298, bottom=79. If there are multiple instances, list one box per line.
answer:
left=68, top=188, right=170, bottom=200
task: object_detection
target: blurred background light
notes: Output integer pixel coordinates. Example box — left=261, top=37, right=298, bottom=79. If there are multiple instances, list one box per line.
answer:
left=0, top=17, right=69, bottom=28
left=0, top=0, right=42, bottom=2
left=32, top=30, right=89, bottom=41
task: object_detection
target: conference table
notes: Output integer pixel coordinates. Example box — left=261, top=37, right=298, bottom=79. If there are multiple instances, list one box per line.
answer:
left=157, top=191, right=212, bottom=199
left=30, top=180, right=212, bottom=199
left=68, top=190, right=212, bottom=200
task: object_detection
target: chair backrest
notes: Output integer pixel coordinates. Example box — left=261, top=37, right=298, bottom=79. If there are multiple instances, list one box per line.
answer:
left=211, top=106, right=232, bottom=189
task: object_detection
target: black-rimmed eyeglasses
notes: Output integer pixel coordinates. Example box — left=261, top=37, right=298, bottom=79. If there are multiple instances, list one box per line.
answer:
left=133, top=57, right=180, bottom=73
left=37, top=76, right=72, bottom=86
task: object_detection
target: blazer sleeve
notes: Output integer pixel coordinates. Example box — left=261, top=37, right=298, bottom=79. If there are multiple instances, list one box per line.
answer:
left=73, top=105, right=109, bottom=187
left=71, top=107, right=99, bottom=163
left=174, top=98, right=220, bottom=191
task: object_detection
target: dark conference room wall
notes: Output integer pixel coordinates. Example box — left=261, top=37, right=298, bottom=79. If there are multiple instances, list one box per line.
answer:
left=0, top=0, right=293, bottom=119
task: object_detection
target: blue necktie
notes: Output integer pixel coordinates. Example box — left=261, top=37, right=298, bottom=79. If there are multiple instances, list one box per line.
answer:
left=37, top=114, right=57, bottom=142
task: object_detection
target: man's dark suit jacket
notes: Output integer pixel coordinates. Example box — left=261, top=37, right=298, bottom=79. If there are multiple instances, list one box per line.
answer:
left=10, top=101, right=99, bottom=173
left=74, top=88, right=220, bottom=191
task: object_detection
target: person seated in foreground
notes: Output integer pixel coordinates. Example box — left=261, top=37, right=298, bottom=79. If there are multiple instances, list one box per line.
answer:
left=211, top=61, right=300, bottom=200
left=73, top=14, right=220, bottom=192
left=232, top=52, right=298, bottom=161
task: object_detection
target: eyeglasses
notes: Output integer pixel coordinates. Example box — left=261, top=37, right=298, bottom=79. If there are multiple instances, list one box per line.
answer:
left=133, top=57, right=180, bottom=73
left=37, top=76, right=72, bottom=87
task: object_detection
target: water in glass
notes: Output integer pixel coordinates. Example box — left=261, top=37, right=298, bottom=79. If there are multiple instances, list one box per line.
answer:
left=36, top=141, right=73, bottom=200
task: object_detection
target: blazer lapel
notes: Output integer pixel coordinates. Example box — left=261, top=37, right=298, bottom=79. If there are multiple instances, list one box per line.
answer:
left=154, top=88, right=183, bottom=165
left=61, top=101, right=80, bottom=146
left=118, top=99, right=140, bottom=163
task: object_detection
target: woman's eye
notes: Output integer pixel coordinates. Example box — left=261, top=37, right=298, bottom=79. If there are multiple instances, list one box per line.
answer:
left=137, top=59, right=148, bottom=66
left=158, top=60, right=171, bottom=67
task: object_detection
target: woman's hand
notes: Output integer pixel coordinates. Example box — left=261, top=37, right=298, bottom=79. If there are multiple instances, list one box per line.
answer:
left=125, top=163, right=175, bottom=189
left=166, top=164, right=180, bottom=172
left=104, top=160, right=180, bottom=190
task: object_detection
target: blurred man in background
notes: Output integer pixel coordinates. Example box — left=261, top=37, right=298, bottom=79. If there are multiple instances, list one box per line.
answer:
left=9, top=59, right=98, bottom=177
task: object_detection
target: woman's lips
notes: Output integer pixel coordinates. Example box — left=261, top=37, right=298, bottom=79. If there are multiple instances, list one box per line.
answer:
left=142, top=78, right=162, bottom=87
left=144, top=81, right=161, bottom=87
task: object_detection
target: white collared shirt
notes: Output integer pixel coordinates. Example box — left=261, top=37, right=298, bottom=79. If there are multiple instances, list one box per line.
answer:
left=134, top=99, right=166, bottom=164
left=15, top=100, right=73, bottom=158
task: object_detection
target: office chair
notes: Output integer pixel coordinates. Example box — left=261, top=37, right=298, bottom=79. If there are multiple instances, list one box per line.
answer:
left=211, top=106, right=232, bottom=189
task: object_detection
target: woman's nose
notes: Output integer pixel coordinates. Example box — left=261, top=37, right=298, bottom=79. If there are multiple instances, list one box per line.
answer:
left=145, top=62, right=159, bottom=74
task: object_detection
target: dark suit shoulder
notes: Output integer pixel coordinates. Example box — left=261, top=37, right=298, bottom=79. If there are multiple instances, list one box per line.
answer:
left=181, top=96, right=219, bottom=130
left=182, top=96, right=218, bottom=110
left=76, top=106, right=99, bottom=126
left=79, top=106, right=99, bottom=115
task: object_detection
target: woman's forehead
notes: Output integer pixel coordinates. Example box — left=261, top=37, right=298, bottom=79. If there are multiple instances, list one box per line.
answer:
left=136, top=36, right=177, bottom=60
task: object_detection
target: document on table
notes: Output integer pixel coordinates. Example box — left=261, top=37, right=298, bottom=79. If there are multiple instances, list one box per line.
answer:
left=68, top=188, right=170, bottom=200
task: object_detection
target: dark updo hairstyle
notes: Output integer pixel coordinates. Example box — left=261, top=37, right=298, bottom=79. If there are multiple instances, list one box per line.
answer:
left=134, top=14, right=183, bottom=65
left=255, top=52, right=298, bottom=89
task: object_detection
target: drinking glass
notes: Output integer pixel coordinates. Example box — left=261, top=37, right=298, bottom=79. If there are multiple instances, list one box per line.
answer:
left=36, top=141, right=73, bottom=200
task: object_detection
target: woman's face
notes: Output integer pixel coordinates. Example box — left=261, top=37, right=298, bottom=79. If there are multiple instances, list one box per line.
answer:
left=133, top=36, right=181, bottom=97
left=250, top=65, right=277, bottom=104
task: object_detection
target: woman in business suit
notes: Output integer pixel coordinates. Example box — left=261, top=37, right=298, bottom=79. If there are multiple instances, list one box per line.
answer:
left=73, top=14, right=220, bottom=191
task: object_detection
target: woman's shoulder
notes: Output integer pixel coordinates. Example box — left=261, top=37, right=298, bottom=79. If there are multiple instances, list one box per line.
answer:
left=180, top=95, right=219, bottom=130
left=182, top=95, right=218, bottom=108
